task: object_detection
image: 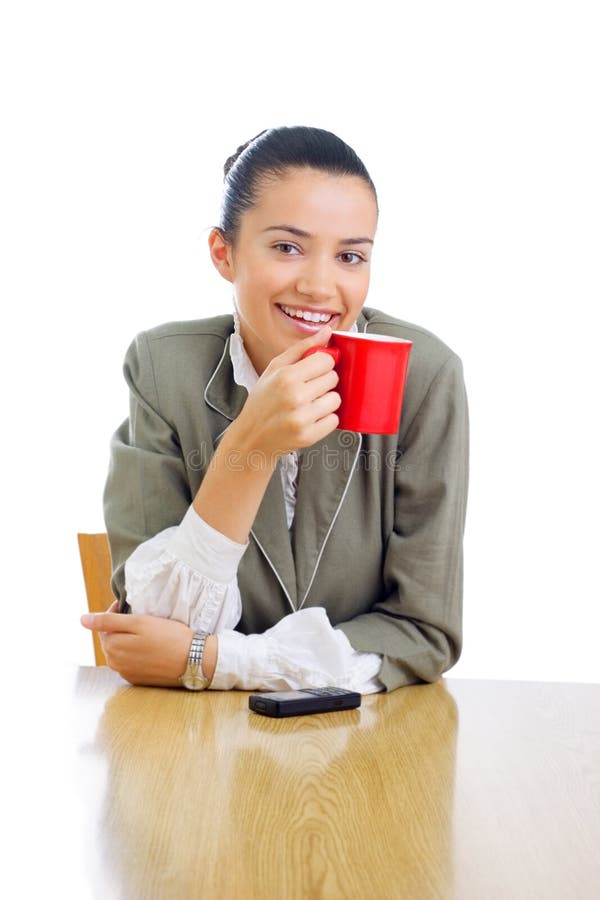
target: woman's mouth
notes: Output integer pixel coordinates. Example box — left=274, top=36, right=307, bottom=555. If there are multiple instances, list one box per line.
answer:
left=276, top=304, right=341, bottom=332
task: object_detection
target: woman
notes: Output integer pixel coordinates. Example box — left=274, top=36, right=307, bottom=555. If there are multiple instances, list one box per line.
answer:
left=81, top=125, right=469, bottom=693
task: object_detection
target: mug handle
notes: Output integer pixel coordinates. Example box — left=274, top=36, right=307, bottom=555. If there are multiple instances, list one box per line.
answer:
left=301, top=346, right=341, bottom=365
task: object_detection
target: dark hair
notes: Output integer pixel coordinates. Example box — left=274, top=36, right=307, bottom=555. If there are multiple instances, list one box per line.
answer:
left=218, top=125, right=378, bottom=245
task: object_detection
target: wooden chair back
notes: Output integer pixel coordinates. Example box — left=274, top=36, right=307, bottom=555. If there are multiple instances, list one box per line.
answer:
left=77, top=532, right=115, bottom=666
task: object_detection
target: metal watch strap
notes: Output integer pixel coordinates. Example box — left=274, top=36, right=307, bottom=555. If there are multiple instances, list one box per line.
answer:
left=180, top=631, right=210, bottom=690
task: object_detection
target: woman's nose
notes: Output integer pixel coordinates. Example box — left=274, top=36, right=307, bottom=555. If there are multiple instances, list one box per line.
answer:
left=296, top=258, right=336, bottom=301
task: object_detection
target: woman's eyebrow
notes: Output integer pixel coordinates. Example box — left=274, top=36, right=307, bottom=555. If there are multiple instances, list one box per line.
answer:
left=262, top=224, right=374, bottom=245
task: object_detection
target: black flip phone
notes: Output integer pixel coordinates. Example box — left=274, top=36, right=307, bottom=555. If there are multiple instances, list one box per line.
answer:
left=249, top=687, right=361, bottom=718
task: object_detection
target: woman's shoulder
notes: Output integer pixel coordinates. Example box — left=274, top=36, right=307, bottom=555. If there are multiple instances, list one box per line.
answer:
left=121, top=315, right=235, bottom=395
left=124, top=314, right=235, bottom=366
left=138, top=314, right=235, bottom=345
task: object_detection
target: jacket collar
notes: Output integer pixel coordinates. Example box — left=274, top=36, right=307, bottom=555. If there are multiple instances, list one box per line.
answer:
left=203, top=334, right=249, bottom=426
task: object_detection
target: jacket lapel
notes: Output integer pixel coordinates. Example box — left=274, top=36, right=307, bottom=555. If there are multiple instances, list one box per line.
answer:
left=249, top=466, right=298, bottom=612
left=291, top=430, right=363, bottom=609
left=204, top=334, right=249, bottom=429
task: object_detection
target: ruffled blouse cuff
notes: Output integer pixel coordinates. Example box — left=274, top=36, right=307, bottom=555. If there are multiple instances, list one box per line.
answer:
left=210, top=607, right=384, bottom=694
left=165, top=504, right=249, bottom=584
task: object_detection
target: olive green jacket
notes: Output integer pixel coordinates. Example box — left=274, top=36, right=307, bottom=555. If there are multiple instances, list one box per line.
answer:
left=103, top=305, right=469, bottom=691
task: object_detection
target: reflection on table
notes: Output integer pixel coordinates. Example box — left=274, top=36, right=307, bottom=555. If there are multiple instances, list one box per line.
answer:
left=72, top=669, right=600, bottom=899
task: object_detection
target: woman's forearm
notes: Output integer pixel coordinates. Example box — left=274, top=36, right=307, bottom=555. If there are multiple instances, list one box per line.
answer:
left=192, top=419, right=277, bottom=545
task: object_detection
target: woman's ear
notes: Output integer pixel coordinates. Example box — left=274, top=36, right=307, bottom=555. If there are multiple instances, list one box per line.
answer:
left=208, top=228, right=234, bottom=283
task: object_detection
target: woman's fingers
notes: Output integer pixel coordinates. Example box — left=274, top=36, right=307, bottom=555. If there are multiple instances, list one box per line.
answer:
left=301, top=367, right=339, bottom=404
left=294, top=350, right=339, bottom=388
left=309, top=388, right=342, bottom=422
left=304, top=411, right=341, bottom=447
left=80, top=611, right=137, bottom=633
left=270, top=324, right=332, bottom=368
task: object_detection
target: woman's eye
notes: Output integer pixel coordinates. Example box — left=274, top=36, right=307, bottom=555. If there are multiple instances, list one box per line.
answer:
left=340, top=252, right=365, bottom=265
left=274, top=243, right=300, bottom=255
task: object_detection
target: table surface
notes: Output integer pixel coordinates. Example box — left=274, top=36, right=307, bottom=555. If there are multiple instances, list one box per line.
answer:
left=67, top=668, right=599, bottom=900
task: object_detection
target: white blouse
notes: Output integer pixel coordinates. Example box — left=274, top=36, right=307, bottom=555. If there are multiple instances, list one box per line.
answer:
left=124, top=313, right=384, bottom=694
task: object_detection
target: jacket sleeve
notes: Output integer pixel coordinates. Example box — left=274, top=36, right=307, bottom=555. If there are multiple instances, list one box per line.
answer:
left=103, top=331, right=193, bottom=611
left=335, top=353, right=469, bottom=691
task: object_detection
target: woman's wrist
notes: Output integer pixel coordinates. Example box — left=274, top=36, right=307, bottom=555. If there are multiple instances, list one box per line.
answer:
left=220, top=416, right=282, bottom=471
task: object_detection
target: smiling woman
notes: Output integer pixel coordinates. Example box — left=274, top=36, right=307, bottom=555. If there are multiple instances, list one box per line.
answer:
left=82, top=125, right=469, bottom=696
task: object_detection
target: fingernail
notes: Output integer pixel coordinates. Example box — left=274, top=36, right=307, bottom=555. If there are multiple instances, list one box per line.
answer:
left=80, top=614, right=94, bottom=627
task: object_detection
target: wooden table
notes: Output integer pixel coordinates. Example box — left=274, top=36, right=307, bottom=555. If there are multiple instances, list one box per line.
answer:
left=69, top=669, right=600, bottom=899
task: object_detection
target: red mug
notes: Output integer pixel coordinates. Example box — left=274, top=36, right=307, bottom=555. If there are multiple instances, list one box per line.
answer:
left=302, top=331, right=412, bottom=435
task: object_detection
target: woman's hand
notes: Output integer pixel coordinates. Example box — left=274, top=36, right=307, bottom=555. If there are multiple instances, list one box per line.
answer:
left=231, top=324, right=341, bottom=462
left=80, top=606, right=195, bottom=688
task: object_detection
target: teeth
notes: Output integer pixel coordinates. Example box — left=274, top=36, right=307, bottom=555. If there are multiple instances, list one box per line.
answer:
left=280, top=305, right=333, bottom=324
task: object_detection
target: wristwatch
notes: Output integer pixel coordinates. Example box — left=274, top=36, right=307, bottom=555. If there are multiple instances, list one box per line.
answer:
left=180, top=631, right=211, bottom=691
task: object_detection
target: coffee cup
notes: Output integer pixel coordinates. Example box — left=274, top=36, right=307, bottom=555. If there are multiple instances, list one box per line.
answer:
left=302, top=331, right=412, bottom=435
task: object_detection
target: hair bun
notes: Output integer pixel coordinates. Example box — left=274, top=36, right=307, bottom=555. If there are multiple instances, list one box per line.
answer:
left=223, top=129, right=269, bottom=179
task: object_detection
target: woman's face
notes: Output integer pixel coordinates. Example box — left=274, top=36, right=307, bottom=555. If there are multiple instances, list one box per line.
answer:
left=210, top=167, right=378, bottom=375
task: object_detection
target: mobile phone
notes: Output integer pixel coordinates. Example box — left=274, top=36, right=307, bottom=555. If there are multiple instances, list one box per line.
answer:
left=248, top=687, right=361, bottom=718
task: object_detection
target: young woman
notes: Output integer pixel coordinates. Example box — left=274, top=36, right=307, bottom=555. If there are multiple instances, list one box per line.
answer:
left=81, top=125, right=469, bottom=693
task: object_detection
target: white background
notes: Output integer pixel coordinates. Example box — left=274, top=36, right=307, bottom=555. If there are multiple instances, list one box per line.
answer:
left=2, top=3, right=599, bottom=895
left=2, top=1, right=598, bottom=680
